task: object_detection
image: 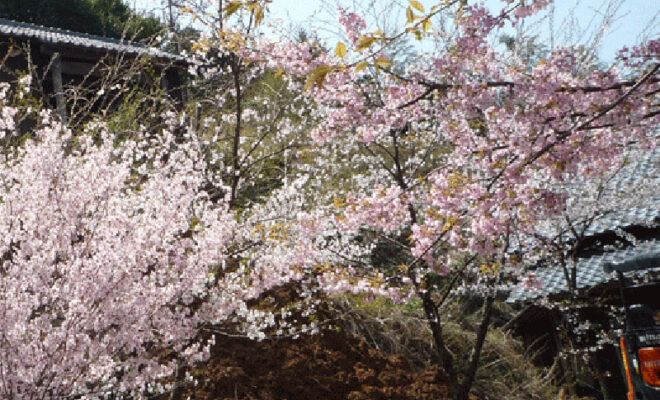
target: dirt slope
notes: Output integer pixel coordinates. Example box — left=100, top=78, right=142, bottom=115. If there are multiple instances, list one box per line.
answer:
left=185, top=329, right=454, bottom=400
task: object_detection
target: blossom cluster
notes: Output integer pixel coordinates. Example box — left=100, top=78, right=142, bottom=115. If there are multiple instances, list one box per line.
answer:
left=253, top=0, right=659, bottom=283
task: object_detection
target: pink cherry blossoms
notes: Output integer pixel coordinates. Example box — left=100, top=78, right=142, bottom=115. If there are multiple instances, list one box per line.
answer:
left=0, top=106, right=237, bottom=398
left=257, top=1, right=659, bottom=278
left=0, top=0, right=657, bottom=398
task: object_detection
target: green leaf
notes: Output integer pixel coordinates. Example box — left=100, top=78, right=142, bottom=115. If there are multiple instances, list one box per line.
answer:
left=305, top=65, right=334, bottom=90
left=356, top=36, right=377, bottom=52
left=355, top=61, right=369, bottom=72
left=422, top=18, right=432, bottom=33
left=247, top=1, right=259, bottom=11
left=335, top=42, right=348, bottom=58
left=224, top=1, right=243, bottom=17
left=375, top=56, right=391, bottom=68
left=409, top=0, right=426, bottom=13
left=406, top=6, right=415, bottom=24
left=254, top=5, right=264, bottom=26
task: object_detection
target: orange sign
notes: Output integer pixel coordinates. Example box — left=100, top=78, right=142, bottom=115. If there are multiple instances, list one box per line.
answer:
left=639, top=347, right=660, bottom=387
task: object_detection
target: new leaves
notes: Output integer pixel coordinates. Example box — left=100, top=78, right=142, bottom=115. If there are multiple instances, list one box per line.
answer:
left=305, top=65, right=335, bottom=89
left=410, top=0, right=426, bottom=13
left=335, top=42, right=347, bottom=58
left=223, top=1, right=266, bottom=26
left=406, top=0, right=434, bottom=39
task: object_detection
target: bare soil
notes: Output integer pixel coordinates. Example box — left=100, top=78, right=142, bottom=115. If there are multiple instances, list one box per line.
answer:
left=185, top=329, right=454, bottom=400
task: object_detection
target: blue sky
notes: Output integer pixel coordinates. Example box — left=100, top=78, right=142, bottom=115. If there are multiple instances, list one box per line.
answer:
left=133, top=0, right=659, bottom=62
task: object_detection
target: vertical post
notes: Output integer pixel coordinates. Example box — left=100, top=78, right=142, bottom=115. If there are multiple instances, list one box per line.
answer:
left=168, top=0, right=174, bottom=29
left=166, top=0, right=181, bottom=54
left=51, top=53, right=67, bottom=123
left=160, top=73, right=169, bottom=93
left=617, top=271, right=630, bottom=329
left=219, top=0, right=224, bottom=30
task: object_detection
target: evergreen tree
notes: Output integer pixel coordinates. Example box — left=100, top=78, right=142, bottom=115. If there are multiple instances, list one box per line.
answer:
left=0, top=0, right=163, bottom=40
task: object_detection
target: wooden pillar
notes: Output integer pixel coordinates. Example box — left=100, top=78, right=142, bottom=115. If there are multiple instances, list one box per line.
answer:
left=160, top=72, right=169, bottom=93
left=51, top=53, right=67, bottom=123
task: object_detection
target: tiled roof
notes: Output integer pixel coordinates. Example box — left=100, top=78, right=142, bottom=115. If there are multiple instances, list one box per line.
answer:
left=583, top=207, right=660, bottom=237
left=535, top=145, right=660, bottom=239
left=581, top=146, right=660, bottom=236
left=508, top=143, right=660, bottom=303
left=0, top=17, right=182, bottom=62
left=508, top=239, right=660, bottom=303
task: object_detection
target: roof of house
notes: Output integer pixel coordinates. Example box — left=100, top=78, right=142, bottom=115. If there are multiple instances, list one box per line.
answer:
left=508, top=239, right=660, bottom=303
left=537, top=145, right=660, bottom=238
left=508, top=144, right=660, bottom=303
left=0, top=17, right=183, bottom=63
left=572, top=146, right=660, bottom=238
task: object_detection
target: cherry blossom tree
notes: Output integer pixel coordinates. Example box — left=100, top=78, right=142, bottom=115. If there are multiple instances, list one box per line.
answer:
left=215, top=1, right=659, bottom=398
left=0, top=91, right=236, bottom=397
left=0, top=75, right=335, bottom=397
left=1, top=0, right=658, bottom=398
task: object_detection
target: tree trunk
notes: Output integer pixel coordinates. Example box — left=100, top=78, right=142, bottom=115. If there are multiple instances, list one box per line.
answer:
left=421, top=291, right=460, bottom=398
left=168, top=359, right=185, bottom=400
left=590, top=357, right=614, bottom=400
left=551, top=317, right=577, bottom=398
left=51, top=53, right=67, bottom=123
left=228, top=57, right=241, bottom=209
left=455, top=296, right=495, bottom=400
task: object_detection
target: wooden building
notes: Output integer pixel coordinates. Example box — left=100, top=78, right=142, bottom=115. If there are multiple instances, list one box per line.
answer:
left=507, top=145, right=660, bottom=399
left=0, top=17, right=187, bottom=122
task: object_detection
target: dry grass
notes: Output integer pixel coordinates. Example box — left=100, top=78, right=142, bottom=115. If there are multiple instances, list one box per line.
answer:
left=333, top=295, right=564, bottom=400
